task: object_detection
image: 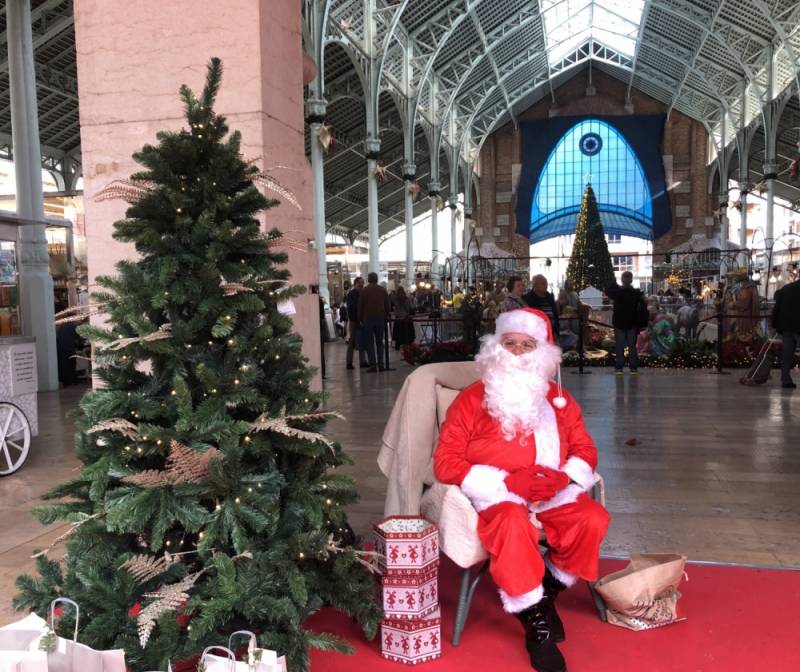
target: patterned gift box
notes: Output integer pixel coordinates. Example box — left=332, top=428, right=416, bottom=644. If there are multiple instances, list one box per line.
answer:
left=380, top=608, right=441, bottom=665
left=381, top=567, right=439, bottom=620
left=373, top=516, right=439, bottom=576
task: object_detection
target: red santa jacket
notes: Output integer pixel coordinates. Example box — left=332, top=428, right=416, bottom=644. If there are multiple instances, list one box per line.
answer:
left=433, top=380, right=599, bottom=513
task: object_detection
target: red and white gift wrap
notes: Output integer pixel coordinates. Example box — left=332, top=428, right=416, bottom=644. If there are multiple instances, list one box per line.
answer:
left=381, top=568, right=439, bottom=620
left=380, top=609, right=442, bottom=665
left=373, top=516, right=439, bottom=575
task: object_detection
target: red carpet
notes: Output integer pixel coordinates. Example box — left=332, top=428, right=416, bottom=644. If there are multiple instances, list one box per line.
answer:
left=307, top=557, right=800, bottom=672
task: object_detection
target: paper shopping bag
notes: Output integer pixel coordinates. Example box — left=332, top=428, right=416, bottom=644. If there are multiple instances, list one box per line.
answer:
left=0, top=614, right=49, bottom=651
left=0, top=613, right=49, bottom=672
left=32, top=599, right=125, bottom=672
left=594, top=553, right=687, bottom=631
left=201, top=637, right=286, bottom=672
left=227, top=631, right=286, bottom=672
left=0, top=650, right=48, bottom=672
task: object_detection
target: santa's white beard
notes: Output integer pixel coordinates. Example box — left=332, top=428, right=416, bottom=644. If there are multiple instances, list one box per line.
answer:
left=476, top=336, right=563, bottom=441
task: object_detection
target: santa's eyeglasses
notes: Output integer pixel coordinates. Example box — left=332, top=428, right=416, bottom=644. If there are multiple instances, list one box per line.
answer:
left=500, top=336, right=538, bottom=352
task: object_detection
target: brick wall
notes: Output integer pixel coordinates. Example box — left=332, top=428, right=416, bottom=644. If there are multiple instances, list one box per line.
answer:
left=477, top=69, right=712, bottom=258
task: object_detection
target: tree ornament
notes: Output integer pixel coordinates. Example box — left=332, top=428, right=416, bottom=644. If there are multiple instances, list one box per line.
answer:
left=318, top=123, right=334, bottom=153
left=374, top=160, right=387, bottom=185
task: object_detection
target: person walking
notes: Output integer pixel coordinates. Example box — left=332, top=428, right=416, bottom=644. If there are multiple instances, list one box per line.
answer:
left=771, top=277, right=800, bottom=389
left=391, top=285, right=415, bottom=350
left=524, top=274, right=559, bottom=338
left=606, top=271, right=646, bottom=374
left=345, top=277, right=367, bottom=370
left=502, top=276, right=528, bottom=313
left=358, top=272, right=391, bottom=372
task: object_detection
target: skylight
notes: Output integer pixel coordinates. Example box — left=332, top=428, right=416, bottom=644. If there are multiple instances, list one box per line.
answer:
left=541, top=0, right=645, bottom=66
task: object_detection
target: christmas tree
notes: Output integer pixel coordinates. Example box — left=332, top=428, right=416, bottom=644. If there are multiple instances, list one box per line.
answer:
left=14, top=59, right=380, bottom=671
left=565, top=184, right=616, bottom=291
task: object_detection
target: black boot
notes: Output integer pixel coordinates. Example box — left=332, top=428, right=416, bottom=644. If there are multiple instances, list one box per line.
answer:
left=515, top=600, right=567, bottom=672
left=543, top=568, right=567, bottom=643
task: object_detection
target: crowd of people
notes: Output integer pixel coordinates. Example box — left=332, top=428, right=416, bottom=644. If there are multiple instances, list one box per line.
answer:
left=327, top=269, right=799, bottom=386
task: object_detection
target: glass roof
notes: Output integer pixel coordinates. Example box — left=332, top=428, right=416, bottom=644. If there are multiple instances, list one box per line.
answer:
left=541, top=0, right=645, bottom=65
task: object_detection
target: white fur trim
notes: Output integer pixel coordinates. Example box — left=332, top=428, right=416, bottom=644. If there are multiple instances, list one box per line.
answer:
left=499, top=584, right=545, bottom=613
left=561, top=456, right=599, bottom=491
left=460, top=464, right=526, bottom=513
left=545, top=555, right=578, bottom=588
left=533, top=402, right=561, bottom=469
left=531, top=483, right=584, bottom=514
left=552, top=395, right=567, bottom=409
left=495, top=310, right=549, bottom=343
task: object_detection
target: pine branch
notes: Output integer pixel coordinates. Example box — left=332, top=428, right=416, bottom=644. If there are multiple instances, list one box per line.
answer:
left=31, top=512, right=105, bottom=558
left=250, top=411, right=343, bottom=453
left=138, top=570, right=203, bottom=647
left=119, top=553, right=176, bottom=584
left=94, top=179, right=155, bottom=204
left=252, top=172, right=301, bottom=210
left=87, top=418, right=140, bottom=440
left=324, top=535, right=382, bottom=574
left=122, top=440, right=220, bottom=488
left=100, top=323, right=172, bottom=351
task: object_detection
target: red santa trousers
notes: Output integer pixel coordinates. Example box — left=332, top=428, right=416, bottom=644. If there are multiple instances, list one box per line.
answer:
left=477, top=494, right=610, bottom=600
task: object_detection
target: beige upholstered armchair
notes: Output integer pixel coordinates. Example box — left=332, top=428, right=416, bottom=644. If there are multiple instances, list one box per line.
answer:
left=378, top=361, right=606, bottom=645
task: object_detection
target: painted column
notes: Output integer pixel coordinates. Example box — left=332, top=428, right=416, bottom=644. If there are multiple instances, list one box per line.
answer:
left=449, top=202, right=457, bottom=285
left=429, top=182, right=441, bottom=286
left=307, top=98, right=328, bottom=304
left=738, top=184, right=749, bottom=267
left=7, top=0, right=58, bottom=390
left=366, top=137, right=381, bottom=275
left=73, top=0, right=322, bottom=385
left=763, top=161, right=777, bottom=249
left=402, top=162, right=416, bottom=288
left=719, top=196, right=729, bottom=276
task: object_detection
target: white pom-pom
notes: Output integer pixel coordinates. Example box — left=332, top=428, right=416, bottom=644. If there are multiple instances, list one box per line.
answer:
left=553, top=396, right=567, bottom=409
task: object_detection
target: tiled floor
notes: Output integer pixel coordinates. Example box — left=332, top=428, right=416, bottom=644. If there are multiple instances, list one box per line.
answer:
left=2, top=341, right=799, bottom=625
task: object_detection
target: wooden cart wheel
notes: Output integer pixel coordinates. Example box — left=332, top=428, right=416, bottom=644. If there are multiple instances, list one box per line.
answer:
left=0, top=402, right=31, bottom=476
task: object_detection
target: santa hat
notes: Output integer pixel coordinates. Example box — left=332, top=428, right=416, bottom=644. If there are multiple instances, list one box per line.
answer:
left=494, top=308, right=567, bottom=409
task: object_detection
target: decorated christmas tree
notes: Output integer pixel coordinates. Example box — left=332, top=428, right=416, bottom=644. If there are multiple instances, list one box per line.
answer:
left=14, top=59, right=380, bottom=671
left=565, top=184, right=616, bottom=291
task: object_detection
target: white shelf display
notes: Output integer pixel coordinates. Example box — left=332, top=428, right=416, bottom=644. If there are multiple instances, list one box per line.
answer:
left=0, top=336, right=39, bottom=475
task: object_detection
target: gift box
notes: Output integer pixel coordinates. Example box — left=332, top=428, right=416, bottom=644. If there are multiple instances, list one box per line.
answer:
left=381, top=568, right=438, bottom=620
left=380, top=609, right=441, bottom=665
left=373, top=516, right=438, bottom=575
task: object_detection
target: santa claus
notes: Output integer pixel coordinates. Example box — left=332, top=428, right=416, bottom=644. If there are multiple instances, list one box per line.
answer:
left=434, top=308, right=610, bottom=672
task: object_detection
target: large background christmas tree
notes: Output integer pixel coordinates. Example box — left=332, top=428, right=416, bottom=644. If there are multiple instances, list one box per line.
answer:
left=14, top=59, right=380, bottom=671
left=565, top=184, right=616, bottom=291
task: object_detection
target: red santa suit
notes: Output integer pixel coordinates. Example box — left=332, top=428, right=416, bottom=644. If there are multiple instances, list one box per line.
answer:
left=433, top=310, right=611, bottom=613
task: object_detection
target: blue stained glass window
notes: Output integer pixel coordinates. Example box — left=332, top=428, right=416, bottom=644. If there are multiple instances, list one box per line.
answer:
left=530, top=119, right=653, bottom=243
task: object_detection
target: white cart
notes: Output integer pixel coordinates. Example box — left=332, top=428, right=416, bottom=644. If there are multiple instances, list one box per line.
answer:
left=0, top=336, right=39, bottom=475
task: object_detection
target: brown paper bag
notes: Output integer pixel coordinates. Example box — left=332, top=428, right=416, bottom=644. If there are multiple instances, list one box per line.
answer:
left=594, top=553, right=687, bottom=631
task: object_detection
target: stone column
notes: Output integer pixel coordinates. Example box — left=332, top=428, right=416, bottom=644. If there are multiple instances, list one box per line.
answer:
left=306, top=98, right=329, bottom=304
left=73, top=0, right=321, bottom=384
left=402, top=163, right=415, bottom=287
left=7, top=0, right=58, bottom=390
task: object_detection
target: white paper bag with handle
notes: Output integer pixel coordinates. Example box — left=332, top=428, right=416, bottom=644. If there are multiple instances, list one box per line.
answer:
left=0, top=650, right=49, bottom=672
left=0, top=613, right=49, bottom=672
left=29, top=597, right=126, bottom=672
left=201, top=635, right=286, bottom=672
left=0, top=614, right=50, bottom=651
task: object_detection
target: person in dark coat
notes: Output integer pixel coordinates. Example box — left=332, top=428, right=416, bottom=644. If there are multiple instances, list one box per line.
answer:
left=345, top=277, right=367, bottom=370
left=523, top=275, right=559, bottom=337
left=771, top=278, right=800, bottom=389
left=358, top=272, right=391, bottom=372
left=606, top=271, right=644, bottom=374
